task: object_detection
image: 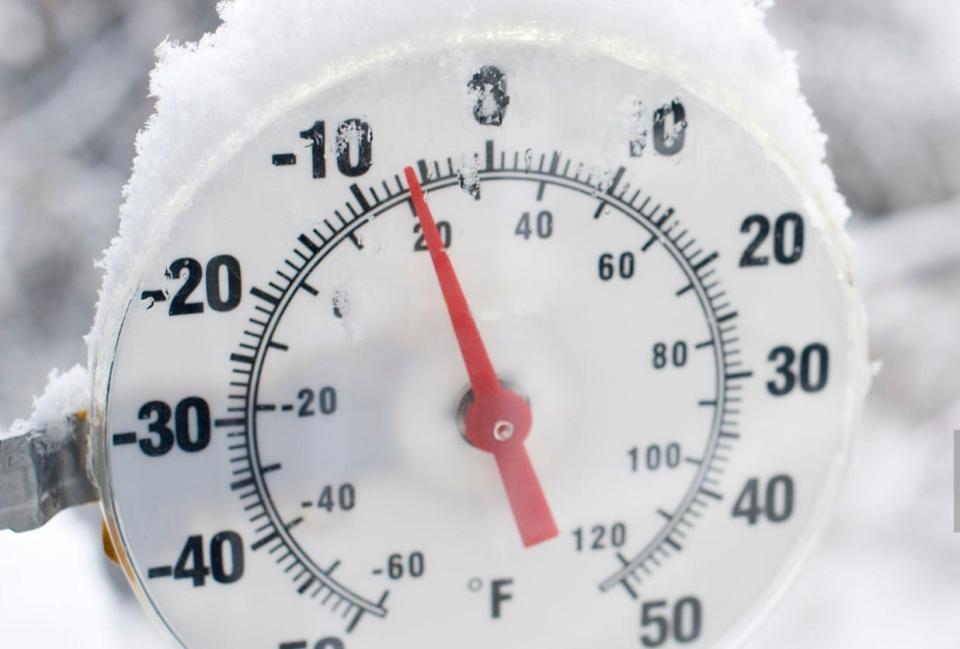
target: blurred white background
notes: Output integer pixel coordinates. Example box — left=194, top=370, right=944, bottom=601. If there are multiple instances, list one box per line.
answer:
left=0, top=1, right=958, bottom=646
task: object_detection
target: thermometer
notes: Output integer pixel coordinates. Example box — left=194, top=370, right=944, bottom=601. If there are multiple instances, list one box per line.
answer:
left=0, top=3, right=869, bottom=648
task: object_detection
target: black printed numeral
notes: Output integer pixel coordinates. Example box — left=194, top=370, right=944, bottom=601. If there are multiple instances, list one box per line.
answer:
left=515, top=210, right=554, bottom=240
left=640, top=597, right=703, bottom=647
left=296, top=387, right=338, bottom=417
left=732, top=475, right=795, bottom=525
left=299, top=119, right=373, bottom=179
left=652, top=99, right=687, bottom=156
left=629, top=99, right=688, bottom=157
left=573, top=523, right=627, bottom=551
left=171, top=532, right=244, bottom=587
left=629, top=443, right=681, bottom=473
left=384, top=552, right=426, bottom=580
left=739, top=213, right=805, bottom=267
left=135, top=397, right=211, bottom=457
left=314, top=484, right=356, bottom=513
left=598, top=252, right=636, bottom=281
left=413, top=221, right=452, bottom=251
left=652, top=341, right=687, bottom=369
left=766, top=343, right=829, bottom=396
left=167, top=255, right=242, bottom=316
left=469, top=65, right=510, bottom=126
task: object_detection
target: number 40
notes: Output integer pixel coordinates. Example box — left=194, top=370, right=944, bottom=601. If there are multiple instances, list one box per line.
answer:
left=732, top=475, right=795, bottom=525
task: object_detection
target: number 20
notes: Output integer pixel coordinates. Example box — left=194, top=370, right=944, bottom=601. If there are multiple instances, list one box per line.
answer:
left=167, top=255, right=242, bottom=316
left=739, top=213, right=804, bottom=267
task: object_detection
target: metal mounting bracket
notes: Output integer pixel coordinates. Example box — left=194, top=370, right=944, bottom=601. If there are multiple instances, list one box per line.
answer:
left=0, top=415, right=98, bottom=532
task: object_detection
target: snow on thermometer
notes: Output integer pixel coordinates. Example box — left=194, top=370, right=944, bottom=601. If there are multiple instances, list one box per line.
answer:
left=1, top=1, right=869, bottom=648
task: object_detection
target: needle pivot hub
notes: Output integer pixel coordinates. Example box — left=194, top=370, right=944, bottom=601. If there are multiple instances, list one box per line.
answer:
left=463, top=388, right=531, bottom=453
left=493, top=421, right=514, bottom=442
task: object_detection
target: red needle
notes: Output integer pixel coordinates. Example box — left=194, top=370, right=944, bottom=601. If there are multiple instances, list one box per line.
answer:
left=404, top=166, right=559, bottom=548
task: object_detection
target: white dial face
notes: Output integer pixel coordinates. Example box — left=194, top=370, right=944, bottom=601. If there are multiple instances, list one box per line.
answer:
left=101, top=43, right=864, bottom=649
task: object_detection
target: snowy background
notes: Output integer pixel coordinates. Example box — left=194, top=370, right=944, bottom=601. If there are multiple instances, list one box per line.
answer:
left=0, top=1, right=958, bottom=646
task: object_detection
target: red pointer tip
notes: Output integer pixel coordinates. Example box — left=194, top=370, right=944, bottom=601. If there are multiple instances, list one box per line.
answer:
left=403, top=166, right=558, bottom=548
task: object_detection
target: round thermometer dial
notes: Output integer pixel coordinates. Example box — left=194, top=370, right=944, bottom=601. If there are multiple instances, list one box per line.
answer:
left=98, top=43, right=866, bottom=649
